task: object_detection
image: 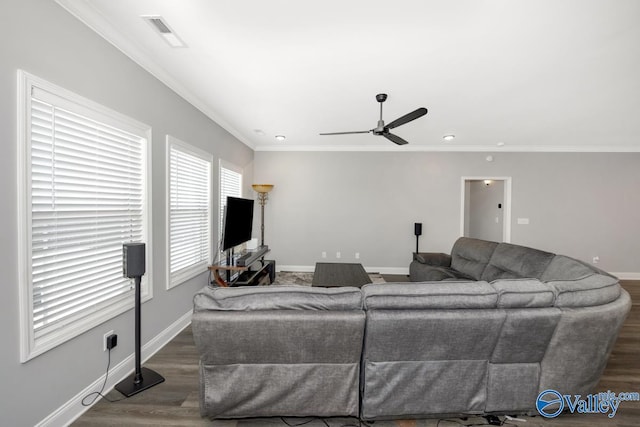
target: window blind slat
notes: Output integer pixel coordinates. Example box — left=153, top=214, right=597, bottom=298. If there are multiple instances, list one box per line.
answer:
left=28, top=92, right=145, bottom=337
left=168, top=140, right=211, bottom=287
left=218, top=164, right=243, bottom=259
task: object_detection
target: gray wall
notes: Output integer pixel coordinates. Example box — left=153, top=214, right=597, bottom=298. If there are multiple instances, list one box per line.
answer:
left=0, top=0, right=253, bottom=425
left=254, top=151, right=640, bottom=274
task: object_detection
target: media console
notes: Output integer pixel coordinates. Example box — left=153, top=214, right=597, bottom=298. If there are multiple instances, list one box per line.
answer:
left=209, top=246, right=275, bottom=287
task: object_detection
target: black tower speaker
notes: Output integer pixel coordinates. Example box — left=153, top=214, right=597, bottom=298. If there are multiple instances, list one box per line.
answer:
left=414, top=223, right=422, bottom=253
left=116, top=242, right=164, bottom=397
left=123, top=243, right=146, bottom=278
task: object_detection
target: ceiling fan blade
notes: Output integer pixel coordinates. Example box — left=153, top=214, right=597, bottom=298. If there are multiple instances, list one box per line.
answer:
left=319, top=130, right=371, bottom=135
left=384, top=133, right=409, bottom=145
left=386, top=107, right=428, bottom=130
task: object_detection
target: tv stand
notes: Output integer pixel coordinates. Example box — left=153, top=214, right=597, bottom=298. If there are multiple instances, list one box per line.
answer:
left=209, top=248, right=275, bottom=287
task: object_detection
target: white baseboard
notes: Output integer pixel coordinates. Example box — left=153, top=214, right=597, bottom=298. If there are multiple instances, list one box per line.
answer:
left=277, top=264, right=410, bottom=276
left=613, top=272, right=640, bottom=280
left=37, top=309, right=193, bottom=427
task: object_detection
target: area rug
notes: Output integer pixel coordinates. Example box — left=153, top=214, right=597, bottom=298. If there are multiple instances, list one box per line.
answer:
left=272, top=271, right=385, bottom=286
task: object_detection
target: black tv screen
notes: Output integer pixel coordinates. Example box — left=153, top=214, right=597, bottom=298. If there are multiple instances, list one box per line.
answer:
left=221, top=196, right=254, bottom=251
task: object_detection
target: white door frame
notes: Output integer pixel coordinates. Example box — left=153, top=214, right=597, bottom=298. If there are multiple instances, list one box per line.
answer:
left=460, top=176, right=512, bottom=243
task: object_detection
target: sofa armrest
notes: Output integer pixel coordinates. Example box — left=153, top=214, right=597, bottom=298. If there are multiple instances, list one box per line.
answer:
left=413, top=252, right=452, bottom=267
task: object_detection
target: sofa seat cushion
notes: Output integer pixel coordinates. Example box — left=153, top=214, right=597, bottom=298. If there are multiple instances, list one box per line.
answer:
left=362, top=281, right=497, bottom=310
left=409, top=262, right=472, bottom=281
left=450, top=237, right=498, bottom=280
left=481, top=243, right=555, bottom=282
left=490, top=279, right=556, bottom=308
left=193, top=285, right=363, bottom=311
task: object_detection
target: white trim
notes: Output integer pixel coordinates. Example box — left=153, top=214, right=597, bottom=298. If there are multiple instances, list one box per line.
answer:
left=279, top=265, right=639, bottom=280
left=460, top=176, right=512, bottom=243
left=254, top=144, right=640, bottom=153
left=36, top=310, right=193, bottom=427
left=613, top=272, right=640, bottom=281
left=166, top=135, right=213, bottom=290
left=17, top=70, right=153, bottom=362
left=277, top=265, right=409, bottom=275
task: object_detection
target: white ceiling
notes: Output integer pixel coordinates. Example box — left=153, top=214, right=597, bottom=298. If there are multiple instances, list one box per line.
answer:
left=56, top=0, right=640, bottom=152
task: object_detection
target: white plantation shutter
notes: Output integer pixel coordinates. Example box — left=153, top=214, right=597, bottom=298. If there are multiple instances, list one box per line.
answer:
left=19, top=72, right=150, bottom=361
left=168, top=137, right=212, bottom=288
left=219, top=162, right=242, bottom=252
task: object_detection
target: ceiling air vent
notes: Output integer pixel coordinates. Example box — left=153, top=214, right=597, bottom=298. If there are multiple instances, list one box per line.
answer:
left=142, top=15, right=186, bottom=48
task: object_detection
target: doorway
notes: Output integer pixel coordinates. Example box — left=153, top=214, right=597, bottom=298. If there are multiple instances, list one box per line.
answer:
left=460, top=177, right=511, bottom=243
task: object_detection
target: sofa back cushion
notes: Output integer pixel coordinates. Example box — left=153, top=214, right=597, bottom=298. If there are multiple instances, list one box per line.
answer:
left=450, top=237, right=498, bottom=280
left=362, top=281, right=497, bottom=310
left=193, top=285, right=363, bottom=311
left=541, top=255, right=620, bottom=307
left=481, top=243, right=555, bottom=282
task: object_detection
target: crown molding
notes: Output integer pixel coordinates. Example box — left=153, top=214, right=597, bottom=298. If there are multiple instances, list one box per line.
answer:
left=254, top=144, right=640, bottom=153
left=54, top=0, right=255, bottom=151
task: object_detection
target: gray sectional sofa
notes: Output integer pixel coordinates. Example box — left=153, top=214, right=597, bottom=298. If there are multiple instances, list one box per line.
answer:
left=192, top=237, right=631, bottom=420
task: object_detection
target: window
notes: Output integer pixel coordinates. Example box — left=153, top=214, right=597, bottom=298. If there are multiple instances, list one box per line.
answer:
left=18, top=71, right=151, bottom=362
left=167, top=136, right=212, bottom=289
left=218, top=160, right=243, bottom=257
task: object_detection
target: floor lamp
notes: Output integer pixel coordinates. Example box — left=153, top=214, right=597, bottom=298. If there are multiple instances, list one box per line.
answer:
left=252, top=184, right=274, bottom=247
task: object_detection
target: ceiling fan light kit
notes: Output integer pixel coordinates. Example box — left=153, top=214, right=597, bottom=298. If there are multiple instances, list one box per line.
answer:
left=320, top=93, right=428, bottom=145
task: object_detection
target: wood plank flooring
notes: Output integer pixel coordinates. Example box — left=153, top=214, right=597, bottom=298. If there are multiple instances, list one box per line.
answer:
left=73, top=281, right=640, bottom=427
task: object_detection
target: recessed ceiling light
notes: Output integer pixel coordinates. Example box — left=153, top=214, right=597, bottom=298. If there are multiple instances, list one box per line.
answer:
left=253, top=129, right=266, bottom=136
left=142, top=16, right=187, bottom=48
left=443, top=134, right=455, bottom=142
left=275, top=135, right=286, bottom=141
left=497, top=142, right=505, bottom=147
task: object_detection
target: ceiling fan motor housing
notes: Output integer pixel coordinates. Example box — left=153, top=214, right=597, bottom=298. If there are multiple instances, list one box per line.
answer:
left=376, top=93, right=388, bottom=102
left=373, top=120, right=387, bottom=135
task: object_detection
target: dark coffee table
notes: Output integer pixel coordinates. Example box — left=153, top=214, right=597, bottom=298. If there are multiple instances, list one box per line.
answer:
left=312, top=262, right=372, bottom=288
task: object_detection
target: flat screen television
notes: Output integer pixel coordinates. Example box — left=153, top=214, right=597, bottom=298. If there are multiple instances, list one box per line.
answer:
left=221, top=196, right=254, bottom=251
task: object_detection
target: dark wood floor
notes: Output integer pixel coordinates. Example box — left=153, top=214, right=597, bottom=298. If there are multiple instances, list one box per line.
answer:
left=73, top=281, right=640, bottom=426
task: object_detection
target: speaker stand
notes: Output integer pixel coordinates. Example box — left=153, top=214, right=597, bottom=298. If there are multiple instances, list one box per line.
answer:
left=115, top=276, right=164, bottom=397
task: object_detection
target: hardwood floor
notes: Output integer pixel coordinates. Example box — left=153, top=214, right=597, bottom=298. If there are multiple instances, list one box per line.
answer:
left=73, top=281, right=640, bottom=427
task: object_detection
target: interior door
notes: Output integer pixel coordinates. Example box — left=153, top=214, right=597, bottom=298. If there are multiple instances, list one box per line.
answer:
left=462, top=178, right=511, bottom=243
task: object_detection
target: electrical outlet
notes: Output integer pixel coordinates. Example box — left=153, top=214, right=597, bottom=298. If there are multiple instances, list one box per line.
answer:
left=355, top=252, right=360, bottom=259
left=321, top=251, right=327, bottom=258
left=106, top=334, right=117, bottom=350
left=593, top=256, right=600, bottom=264
left=103, top=330, right=114, bottom=351
left=336, top=251, right=341, bottom=259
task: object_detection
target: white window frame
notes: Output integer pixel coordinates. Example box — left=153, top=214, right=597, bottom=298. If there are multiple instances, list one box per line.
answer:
left=17, top=71, right=153, bottom=362
left=166, top=136, right=213, bottom=289
left=218, top=160, right=243, bottom=259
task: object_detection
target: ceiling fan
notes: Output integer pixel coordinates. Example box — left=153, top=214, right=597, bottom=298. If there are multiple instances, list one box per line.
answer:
left=320, top=93, right=428, bottom=145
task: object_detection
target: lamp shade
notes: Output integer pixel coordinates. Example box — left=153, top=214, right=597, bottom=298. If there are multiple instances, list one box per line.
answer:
left=252, top=184, right=274, bottom=193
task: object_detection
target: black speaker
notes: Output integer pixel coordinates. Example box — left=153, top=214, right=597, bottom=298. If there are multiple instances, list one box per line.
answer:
left=414, top=223, right=423, bottom=236
left=123, top=243, right=146, bottom=278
